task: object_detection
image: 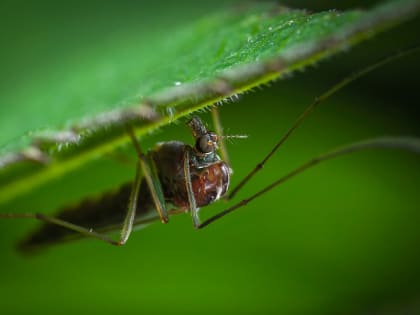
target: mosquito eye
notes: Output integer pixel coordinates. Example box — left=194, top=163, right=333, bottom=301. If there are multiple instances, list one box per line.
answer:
left=197, top=135, right=214, bottom=153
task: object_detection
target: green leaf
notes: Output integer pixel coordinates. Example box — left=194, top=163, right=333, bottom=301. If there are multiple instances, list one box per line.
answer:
left=0, top=0, right=419, bottom=206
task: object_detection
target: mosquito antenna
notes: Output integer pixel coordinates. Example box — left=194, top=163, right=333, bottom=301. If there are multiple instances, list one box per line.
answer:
left=199, top=136, right=420, bottom=228
left=228, top=44, right=420, bottom=200
left=221, top=135, right=248, bottom=139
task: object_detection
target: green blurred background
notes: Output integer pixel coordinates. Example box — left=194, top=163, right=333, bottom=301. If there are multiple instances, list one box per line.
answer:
left=0, top=1, right=419, bottom=314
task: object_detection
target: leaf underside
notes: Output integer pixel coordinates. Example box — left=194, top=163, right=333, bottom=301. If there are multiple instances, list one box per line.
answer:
left=0, top=0, right=419, bottom=206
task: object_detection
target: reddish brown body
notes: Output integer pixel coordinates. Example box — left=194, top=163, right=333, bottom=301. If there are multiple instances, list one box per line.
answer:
left=151, top=141, right=230, bottom=209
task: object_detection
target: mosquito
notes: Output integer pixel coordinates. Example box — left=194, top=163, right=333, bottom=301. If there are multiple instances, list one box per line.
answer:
left=1, top=46, right=419, bottom=253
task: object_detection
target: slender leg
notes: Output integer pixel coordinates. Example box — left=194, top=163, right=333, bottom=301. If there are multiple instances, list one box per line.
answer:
left=119, top=159, right=142, bottom=244
left=90, top=208, right=187, bottom=235
left=0, top=213, right=123, bottom=246
left=127, top=127, right=169, bottom=223
left=183, top=148, right=201, bottom=227
left=197, top=136, right=420, bottom=229
left=1, top=206, right=186, bottom=248
left=228, top=45, right=420, bottom=200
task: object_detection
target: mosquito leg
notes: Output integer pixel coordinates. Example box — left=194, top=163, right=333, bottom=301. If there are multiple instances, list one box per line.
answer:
left=106, top=127, right=161, bottom=245
left=228, top=45, right=420, bottom=200
left=94, top=208, right=187, bottom=239
left=127, top=127, right=169, bottom=224
left=183, top=148, right=201, bottom=228
left=197, top=136, right=420, bottom=229
left=212, top=107, right=230, bottom=166
left=118, top=158, right=142, bottom=244
left=0, top=212, right=123, bottom=245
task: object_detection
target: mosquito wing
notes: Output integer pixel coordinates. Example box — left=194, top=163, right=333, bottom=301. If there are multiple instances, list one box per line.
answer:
left=18, top=180, right=159, bottom=253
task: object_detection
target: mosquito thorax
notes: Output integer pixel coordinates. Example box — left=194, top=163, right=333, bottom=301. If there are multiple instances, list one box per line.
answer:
left=186, top=151, right=230, bottom=207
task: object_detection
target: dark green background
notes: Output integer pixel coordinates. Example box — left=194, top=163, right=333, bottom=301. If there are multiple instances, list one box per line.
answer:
left=0, top=1, right=419, bottom=314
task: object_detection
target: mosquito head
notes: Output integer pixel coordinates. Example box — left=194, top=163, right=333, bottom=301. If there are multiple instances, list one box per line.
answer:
left=187, top=116, right=219, bottom=155
left=195, top=131, right=219, bottom=154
